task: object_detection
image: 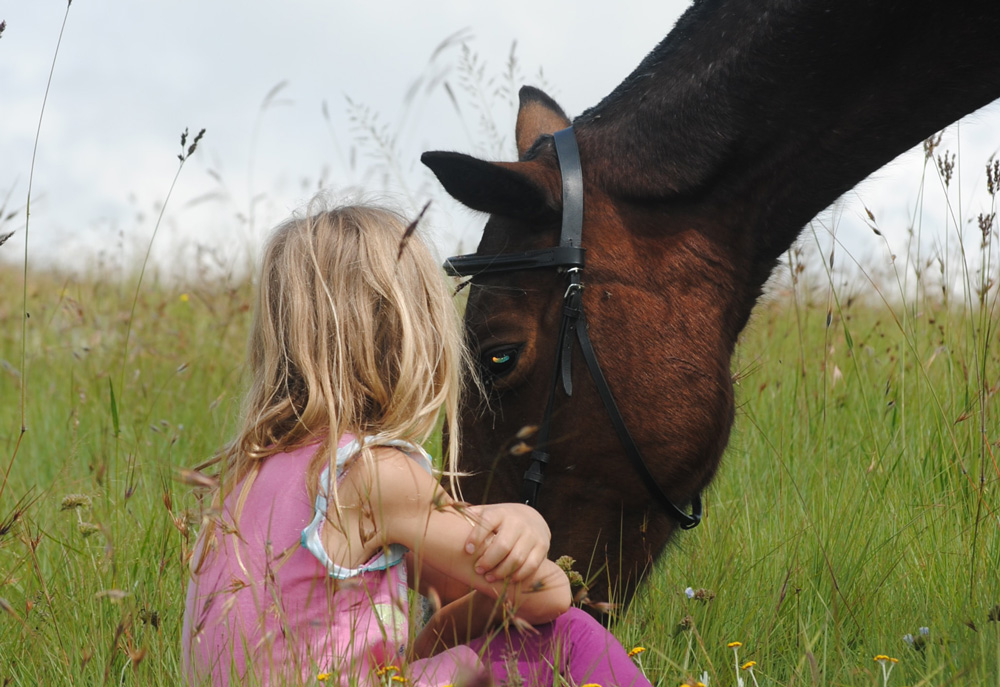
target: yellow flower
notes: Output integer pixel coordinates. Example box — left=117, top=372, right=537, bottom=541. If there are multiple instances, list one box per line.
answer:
left=727, top=641, right=742, bottom=648
left=317, top=673, right=331, bottom=682
left=873, top=655, right=889, bottom=662
left=581, top=684, right=603, bottom=687
left=742, top=661, right=757, bottom=670
left=376, top=665, right=400, bottom=677
left=180, top=293, right=189, bottom=302
left=628, top=646, right=646, bottom=658
left=391, top=676, right=408, bottom=684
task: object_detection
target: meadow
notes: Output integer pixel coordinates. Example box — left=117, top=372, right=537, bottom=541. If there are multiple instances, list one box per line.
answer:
left=1, top=191, right=997, bottom=686
left=2, top=10, right=998, bottom=684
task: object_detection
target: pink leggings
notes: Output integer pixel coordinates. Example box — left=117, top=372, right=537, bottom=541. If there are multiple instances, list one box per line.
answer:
left=466, top=607, right=651, bottom=687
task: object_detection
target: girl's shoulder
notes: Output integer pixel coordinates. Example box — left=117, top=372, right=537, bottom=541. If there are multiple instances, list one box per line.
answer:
left=301, top=435, right=438, bottom=578
left=333, top=435, right=434, bottom=482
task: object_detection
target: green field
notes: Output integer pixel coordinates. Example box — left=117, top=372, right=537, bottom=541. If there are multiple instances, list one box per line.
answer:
left=1, top=225, right=996, bottom=686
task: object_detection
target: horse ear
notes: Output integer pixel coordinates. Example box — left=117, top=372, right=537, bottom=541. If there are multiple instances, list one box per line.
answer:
left=516, top=86, right=571, bottom=159
left=421, top=151, right=560, bottom=223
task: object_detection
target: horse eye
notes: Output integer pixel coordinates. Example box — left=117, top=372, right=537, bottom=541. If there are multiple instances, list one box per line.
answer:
left=481, top=346, right=521, bottom=379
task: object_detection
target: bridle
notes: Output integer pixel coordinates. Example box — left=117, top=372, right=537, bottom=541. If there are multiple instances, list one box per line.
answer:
left=444, top=127, right=702, bottom=530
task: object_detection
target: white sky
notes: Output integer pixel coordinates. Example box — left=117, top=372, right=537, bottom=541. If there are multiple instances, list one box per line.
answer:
left=3, top=0, right=999, bottom=288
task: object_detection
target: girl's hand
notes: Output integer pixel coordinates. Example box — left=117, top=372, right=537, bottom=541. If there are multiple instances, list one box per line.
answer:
left=463, top=503, right=551, bottom=583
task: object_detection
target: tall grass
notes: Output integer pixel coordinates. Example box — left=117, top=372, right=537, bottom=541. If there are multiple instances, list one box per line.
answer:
left=619, top=153, right=999, bottom=685
left=2, top=167, right=997, bottom=686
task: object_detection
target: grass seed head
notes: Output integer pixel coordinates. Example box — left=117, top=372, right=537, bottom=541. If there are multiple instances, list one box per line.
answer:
left=937, top=150, right=956, bottom=187
left=923, top=131, right=943, bottom=160
left=508, top=441, right=532, bottom=456
left=60, top=493, right=92, bottom=511
left=515, top=425, right=538, bottom=440
left=77, top=521, right=101, bottom=537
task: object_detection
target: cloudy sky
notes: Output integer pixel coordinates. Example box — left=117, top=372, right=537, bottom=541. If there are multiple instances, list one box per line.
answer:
left=3, top=0, right=999, bottom=285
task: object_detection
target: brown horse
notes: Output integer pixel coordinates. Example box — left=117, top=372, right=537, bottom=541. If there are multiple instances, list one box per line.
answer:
left=422, top=0, right=1000, bottom=607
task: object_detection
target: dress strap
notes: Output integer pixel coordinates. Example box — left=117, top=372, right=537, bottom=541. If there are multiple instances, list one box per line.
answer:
left=300, top=436, right=434, bottom=580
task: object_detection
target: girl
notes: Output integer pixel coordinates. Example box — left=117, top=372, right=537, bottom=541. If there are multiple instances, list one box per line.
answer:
left=182, top=202, right=651, bottom=687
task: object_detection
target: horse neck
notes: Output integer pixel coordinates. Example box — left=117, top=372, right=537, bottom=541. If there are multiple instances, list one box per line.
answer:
left=576, top=0, right=1000, bottom=282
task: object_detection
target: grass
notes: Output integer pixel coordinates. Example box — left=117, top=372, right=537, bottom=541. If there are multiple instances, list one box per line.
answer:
left=0, top=266, right=246, bottom=684
left=2, top=12, right=997, bottom=685
left=1, top=221, right=997, bottom=685
left=623, top=288, right=1000, bottom=686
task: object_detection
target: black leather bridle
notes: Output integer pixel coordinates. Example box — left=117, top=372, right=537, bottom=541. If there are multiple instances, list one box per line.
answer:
left=444, top=127, right=702, bottom=530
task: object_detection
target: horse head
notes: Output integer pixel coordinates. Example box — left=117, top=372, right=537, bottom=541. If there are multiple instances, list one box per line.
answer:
left=422, top=87, right=737, bottom=605
left=423, top=0, right=1000, bottom=607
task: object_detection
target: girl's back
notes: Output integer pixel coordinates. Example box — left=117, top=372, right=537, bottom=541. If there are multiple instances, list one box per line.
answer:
left=183, top=438, right=411, bottom=686
left=183, top=441, right=328, bottom=685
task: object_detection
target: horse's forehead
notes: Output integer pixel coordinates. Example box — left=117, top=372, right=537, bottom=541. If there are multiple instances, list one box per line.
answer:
left=477, top=213, right=560, bottom=253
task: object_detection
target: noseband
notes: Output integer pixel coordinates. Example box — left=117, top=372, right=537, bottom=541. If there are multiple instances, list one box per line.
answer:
left=444, top=127, right=702, bottom=530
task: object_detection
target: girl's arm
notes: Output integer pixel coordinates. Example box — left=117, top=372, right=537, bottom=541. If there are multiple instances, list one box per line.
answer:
left=406, top=502, right=552, bottom=604
left=409, top=590, right=500, bottom=659
left=363, top=449, right=571, bottom=628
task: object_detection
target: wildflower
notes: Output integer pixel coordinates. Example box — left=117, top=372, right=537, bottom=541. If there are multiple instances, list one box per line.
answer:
left=627, top=645, right=647, bottom=678
left=904, top=626, right=929, bottom=651
left=873, top=655, right=899, bottom=686
left=678, top=674, right=708, bottom=687
left=391, top=676, right=408, bottom=683
left=317, top=673, right=331, bottom=682
left=581, top=684, right=603, bottom=687
left=728, top=642, right=744, bottom=687
left=687, top=587, right=715, bottom=602
left=741, top=661, right=760, bottom=687
left=180, top=293, right=190, bottom=302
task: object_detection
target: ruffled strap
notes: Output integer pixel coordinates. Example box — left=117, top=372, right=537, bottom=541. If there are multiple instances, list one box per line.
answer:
left=300, top=436, right=434, bottom=580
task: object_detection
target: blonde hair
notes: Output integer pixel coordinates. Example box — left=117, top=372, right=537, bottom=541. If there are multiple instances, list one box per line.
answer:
left=216, top=200, right=466, bottom=503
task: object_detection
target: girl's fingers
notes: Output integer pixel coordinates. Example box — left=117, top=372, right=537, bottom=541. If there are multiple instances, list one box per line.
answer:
left=464, top=507, right=499, bottom=554
left=475, top=530, right=518, bottom=576
left=483, top=537, right=537, bottom=582
left=510, top=547, right=546, bottom=582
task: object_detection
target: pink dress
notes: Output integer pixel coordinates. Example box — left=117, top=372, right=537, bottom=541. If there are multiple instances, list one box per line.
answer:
left=181, top=436, right=480, bottom=687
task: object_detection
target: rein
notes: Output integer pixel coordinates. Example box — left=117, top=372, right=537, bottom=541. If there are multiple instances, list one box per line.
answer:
left=444, top=127, right=702, bottom=530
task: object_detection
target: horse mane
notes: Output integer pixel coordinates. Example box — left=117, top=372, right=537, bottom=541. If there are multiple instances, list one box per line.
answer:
left=575, top=0, right=1000, bottom=271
